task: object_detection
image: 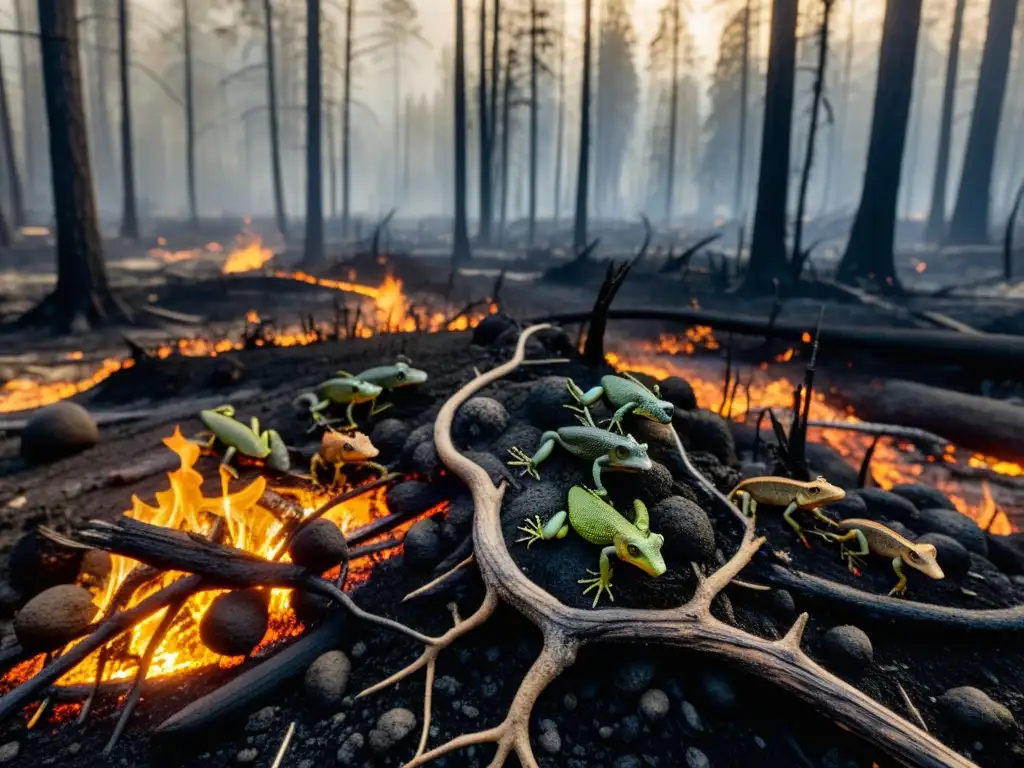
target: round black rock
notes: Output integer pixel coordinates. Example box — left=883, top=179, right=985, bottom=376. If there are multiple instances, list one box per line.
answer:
left=648, top=496, right=716, bottom=563
left=440, top=495, right=475, bottom=547
left=916, top=533, right=971, bottom=581
left=822, top=491, right=867, bottom=519
left=854, top=488, right=920, bottom=525
left=471, top=313, right=518, bottom=345
left=403, top=519, right=442, bottom=570
left=19, top=402, right=99, bottom=464
left=461, top=451, right=510, bottom=489
left=658, top=376, right=697, bottom=411
left=400, top=423, right=434, bottom=469
left=889, top=483, right=956, bottom=511
left=452, top=397, right=510, bottom=442
left=7, top=530, right=85, bottom=599
left=369, top=419, right=411, bottom=461
left=819, top=625, right=873, bottom=680
left=983, top=533, right=1024, bottom=576
left=937, top=686, right=1016, bottom=736
left=603, top=461, right=675, bottom=507
left=525, top=376, right=572, bottom=428
left=493, top=423, right=543, bottom=460
left=916, top=507, right=987, bottom=557
left=411, top=439, right=440, bottom=478
left=288, top=519, right=348, bottom=574
left=686, top=409, right=736, bottom=465
left=200, top=590, right=269, bottom=657
left=386, top=481, right=446, bottom=518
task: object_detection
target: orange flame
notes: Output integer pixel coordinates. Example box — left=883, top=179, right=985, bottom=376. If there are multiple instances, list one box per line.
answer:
left=222, top=235, right=275, bottom=274
left=3, top=428, right=400, bottom=689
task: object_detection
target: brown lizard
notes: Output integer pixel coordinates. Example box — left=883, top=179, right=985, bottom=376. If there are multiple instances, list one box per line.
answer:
left=727, top=475, right=845, bottom=547
left=818, top=517, right=944, bottom=597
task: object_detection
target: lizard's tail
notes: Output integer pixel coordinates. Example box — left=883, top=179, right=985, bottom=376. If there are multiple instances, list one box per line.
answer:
left=292, top=392, right=318, bottom=412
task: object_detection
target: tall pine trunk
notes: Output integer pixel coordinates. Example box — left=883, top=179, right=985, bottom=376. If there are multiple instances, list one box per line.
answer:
left=822, top=1, right=854, bottom=213
left=262, top=0, right=288, bottom=237
left=664, top=0, right=680, bottom=224
left=741, top=0, right=798, bottom=294
left=452, top=0, right=471, bottom=265
left=89, top=0, right=114, bottom=207
left=573, top=0, right=593, bottom=252
left=924, top=0, right=966, bottom=243
left=528, top=0, right=539, bottom=244
left=553, top=0, right=565, bottom=225
left=341, top=0, right=354, bottom=238
left=182, top=0, right=198, bottom=228
left=733, top=0, right=751, bottom=220
left=945, top=0, right=1020, bottom=245
left=836, top=0, right=923, bottom=290
left=25, top=0, right=128, bottom=331
left=477, top=0, right=492, bottom=244
left=791, top=0, right=834, bottom=267
left=498, top=48, right=512, bottom=244
left=0, top=47, right=26, bottom=227
left=303, top=0, right=325, bottom=266
left=15, top=0, right=42, bottom=217
left=117, top=0, right=139, bottom=240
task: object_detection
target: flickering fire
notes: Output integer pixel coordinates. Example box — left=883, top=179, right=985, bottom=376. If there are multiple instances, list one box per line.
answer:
left=222, top=235, right=275, bottom=274
left=608, top=331, right=1016, bottom=534
left=3, top=428, right=408, bottom=689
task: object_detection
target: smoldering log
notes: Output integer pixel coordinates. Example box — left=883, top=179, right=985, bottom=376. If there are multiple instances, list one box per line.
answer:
left=525, top=308, right=1024, bottom=373
left=841, top=379, right=1024, bottom=464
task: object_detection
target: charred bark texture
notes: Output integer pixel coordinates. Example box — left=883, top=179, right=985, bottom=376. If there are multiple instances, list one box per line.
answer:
left=22, top=0, right=129, bottom=332
left=477, top=0, right=492, bottom=245
left=741, top=0, right=798, bottom=294
left=945, top=0, right=1021, bottom=245
left=836, top=0, right=923, bottom=290
left=572, top=0, right=593, bottom=252
left=302, top=0, right=325, bottom=267
left=117, top=0, right=139, bottom=240
left=452, top=0, right=471, bottom=265
left=263, top=0, right=288, bottom=239
left=0, top=46, right=25, bottom=227
left=923, top=0, right=966, bottom=243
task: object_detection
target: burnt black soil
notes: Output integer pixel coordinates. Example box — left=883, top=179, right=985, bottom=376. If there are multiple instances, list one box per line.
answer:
left=1, top=324, right=1023, bottom=767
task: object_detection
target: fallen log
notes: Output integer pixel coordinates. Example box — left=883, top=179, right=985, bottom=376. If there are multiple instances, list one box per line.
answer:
left=841, top=379, right=1024, bottom=465
left=526, top=308, right=1024, bottom=373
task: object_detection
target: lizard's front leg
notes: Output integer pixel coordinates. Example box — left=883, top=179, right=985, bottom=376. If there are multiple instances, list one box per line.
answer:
left=341, top=401, right=360, bottom=431
left=579, top=546, right=617, bottom=607
left=220, top=446, right=240, bottom=479
left=590, top=456, right=611, bottom=496
left=781, top=501, right=811, bottom=549
left=369, top=397, right=393, bottom=417
left=516, top=510, right=569, bottom=547
left=889, top=556, right=908, bottom=597
left=602, top=401, right=638, bottom=434
left=309, top=453, right=328, bottom=485
left=507, top=434, right=556, bottom=480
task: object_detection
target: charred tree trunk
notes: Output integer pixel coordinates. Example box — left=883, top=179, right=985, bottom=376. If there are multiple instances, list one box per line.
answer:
left=116, top=0, right=139, bottom=240
left=572, top=0, right=593, bottom=252
left=488, top=0, right=501, bottom=234
left=15, top=0, right=44, bottom=217
left=553, top=0, right=565, bottom=225
left=791, top=0, right=834, bottom=268
left=740, top=0, right=798, bottom=294
left=0, top=46, right=26, bottom=228
left=925, top=0, right=962, bottom=240
left=0, top=201, right=10, bottom=247
left=303, top=0, right=325, bottom=267
left=733, top=0, right=751, bottom=220
left=498, top=47, right=512, bottom=244
left=532, top=0, right=540, bottom=243
left=182, top=0, right=198, bottom=229
left=262, top=0, right=288, bottom=238
left=836, top=0, right=923, bottom=291
left=923, top=0, right=966, bottom=243
left=477, top=0, right=492, bottom=244
left=89, top=0, right=114, bottom=206
left=452, top=0, right=471, bottom=265
left=341, top=0, right=354, bottom=239
left=945, top=0, right=1020, bottom=245
left=23, top=0, right=130, bottom=331
left=664, top=0, right=680, bottom=225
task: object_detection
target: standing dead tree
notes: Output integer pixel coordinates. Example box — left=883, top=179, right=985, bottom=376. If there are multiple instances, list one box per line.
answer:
left=117, top=0, right=139, bottom=240
left=572, top=0, right=594, bottom=252
left=452, top=0, right=471, bottom=265
left=19, top=0, right=131, bottom=332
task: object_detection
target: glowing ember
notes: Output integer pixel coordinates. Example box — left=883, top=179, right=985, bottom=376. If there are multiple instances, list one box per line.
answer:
left=222, top=235, right=275, bottom=274
left=2, top=428, right=406, bottom=689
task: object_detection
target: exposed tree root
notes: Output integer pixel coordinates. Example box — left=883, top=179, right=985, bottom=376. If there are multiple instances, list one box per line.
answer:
left=359, top=324, right=976, bottom=768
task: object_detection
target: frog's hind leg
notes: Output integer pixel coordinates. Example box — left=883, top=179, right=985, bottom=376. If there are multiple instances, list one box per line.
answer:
left=309, top=453, right=327, bottom=485
left=889, top=556, right=908, bottom=597
left=516, top=510, right=569, bottom=547
left=565, top=379, right=604, bottom=413
left=782, top=501, right=811, bottom=549
left=579, top=546, right=617, bottom=608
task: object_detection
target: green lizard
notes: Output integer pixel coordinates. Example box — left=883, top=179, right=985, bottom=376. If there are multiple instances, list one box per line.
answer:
left=507, top=426, right=652, bottom=496
left=728, top=475, right=845, bottom=548
left=293, top=377, right=383, bottom=431
left=517, top=485, right=667, bottom=607
left=338, top=358, right=429, bottom=392
left=816, top=518, right=944, bottom=597
left=198, top=405, right=290, bottom=475
left=566, top=373, right=675, bottom=434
